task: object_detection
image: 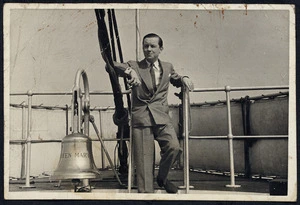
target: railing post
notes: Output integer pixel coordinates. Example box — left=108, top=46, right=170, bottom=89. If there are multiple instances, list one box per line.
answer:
left=178, top=85, right=194, bottom=193
left=98, top=110, right=106, bottom=169
left=224, top=86, right=241, bottom=188
left=21, top=102, right=26, bottom=179
left=127, top=93, right=133, bottom=193
left=127, top=126, right=133, bottom=193
left=20, top=90, right=35, bottom=188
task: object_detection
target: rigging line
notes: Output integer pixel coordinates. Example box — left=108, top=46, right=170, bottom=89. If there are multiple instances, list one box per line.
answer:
left=111, top=9, right=131, bottom=110
left=95, top=9, right=129, bottom=176
left=94, top=9, right=125, bottom=118
left=94, top=10, right=118, bottom=82
left=95, top=10, right=113, bottom=64
left=108, top=9, right=117, bottom=61
left=109, top=10, right=129, bottom=165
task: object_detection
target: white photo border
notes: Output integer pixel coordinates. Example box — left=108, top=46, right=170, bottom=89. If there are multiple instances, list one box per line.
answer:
left=3, top=3, right=297, bottom=201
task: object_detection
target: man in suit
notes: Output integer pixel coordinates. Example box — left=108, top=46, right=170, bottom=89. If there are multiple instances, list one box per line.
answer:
left=114, top=33, right=193, bottom=193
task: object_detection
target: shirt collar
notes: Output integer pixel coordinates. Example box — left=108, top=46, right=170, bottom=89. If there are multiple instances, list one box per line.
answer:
left=146, top=60, right=160, bottom=69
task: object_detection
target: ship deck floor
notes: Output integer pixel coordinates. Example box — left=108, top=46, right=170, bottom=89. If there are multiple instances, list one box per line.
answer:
left=9, top=169, right=275, bottom=195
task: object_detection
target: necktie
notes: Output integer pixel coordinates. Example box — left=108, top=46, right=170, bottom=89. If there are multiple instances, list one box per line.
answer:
left=150, top=64, right=157, bottom=92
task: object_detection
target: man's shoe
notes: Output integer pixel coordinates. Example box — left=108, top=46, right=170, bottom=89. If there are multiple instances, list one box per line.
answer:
left=157, top=178, right=178, bottom=194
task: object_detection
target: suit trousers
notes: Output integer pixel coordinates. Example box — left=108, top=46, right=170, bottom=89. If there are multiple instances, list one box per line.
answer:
left=132, top=123, right=182, bottom=193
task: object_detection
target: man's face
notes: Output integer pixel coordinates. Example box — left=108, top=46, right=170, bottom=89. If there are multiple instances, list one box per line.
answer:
left=143, top=37, right=163, bottom=63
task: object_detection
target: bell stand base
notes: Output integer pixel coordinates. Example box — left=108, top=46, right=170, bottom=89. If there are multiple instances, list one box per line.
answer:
left=73, top=179, right=92, bottom=192
left=53, top=179, right=94, bottom=192
left=74, top=185, right=92, bottom=192
left=225, top=184, right=241, bottom=188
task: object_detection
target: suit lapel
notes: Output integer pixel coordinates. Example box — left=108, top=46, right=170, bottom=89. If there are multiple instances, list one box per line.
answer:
left=137, top=59, right=154, bottom=94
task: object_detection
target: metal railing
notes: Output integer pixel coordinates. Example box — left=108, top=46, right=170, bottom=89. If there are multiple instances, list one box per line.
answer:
left=10, top=85, right=288, bottom=193
left=181, top=85, right=289, bottom=193
left=10, top=90, right=131, bottom=188
left=18, top=91, right=35, bottom=188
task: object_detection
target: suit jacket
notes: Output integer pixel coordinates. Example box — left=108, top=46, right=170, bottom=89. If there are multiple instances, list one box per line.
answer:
left=114, top=59, right=184, bottom=127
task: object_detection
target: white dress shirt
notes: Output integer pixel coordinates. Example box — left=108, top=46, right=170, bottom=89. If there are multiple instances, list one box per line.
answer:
left=147, top=60, right=162, bottom=87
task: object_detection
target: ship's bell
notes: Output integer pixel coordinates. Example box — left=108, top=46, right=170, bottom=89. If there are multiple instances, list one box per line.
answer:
left=52, top=133, right=100, bottom=179
left=52, top=69, right=100, bottom=181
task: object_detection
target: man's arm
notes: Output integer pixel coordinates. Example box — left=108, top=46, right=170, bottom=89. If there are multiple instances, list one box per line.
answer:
left=170, top=65, right=194, bottom=91
left=113, top=61, right=131, bottom=77
left=113, top=61, right=141, bottom=87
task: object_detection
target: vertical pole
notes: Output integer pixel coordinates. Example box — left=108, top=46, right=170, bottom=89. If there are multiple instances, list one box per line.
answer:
left=225, top=86, right=240, bottom=188
left=135, top=9, right=140, bottom=61
left=183, top=86, right=190, bottom=193
left=20, top=90, right=35, bottom=188
left=82, top=179, right=89, bottom=187
left=21, top=103, right=26, bottom=179
left=178, top=86, right=193, bottom=193
left=178, top=104, right=184, bottom=169
left=98, top=110, right=106, bottom=169
left=127, top=125, right=132, bottom=193
left=128, top=8, right=139, bottom=193
left=128, top=93, right=133, bottom=192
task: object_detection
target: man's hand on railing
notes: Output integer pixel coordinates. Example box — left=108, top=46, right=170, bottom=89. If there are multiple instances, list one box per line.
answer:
left=182, top=77, right=194, bottom=91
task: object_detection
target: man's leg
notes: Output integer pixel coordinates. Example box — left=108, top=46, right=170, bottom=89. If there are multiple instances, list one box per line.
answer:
left=132, top=127, right=155, bottom=193
left=154, top=123, right=182, bottom=189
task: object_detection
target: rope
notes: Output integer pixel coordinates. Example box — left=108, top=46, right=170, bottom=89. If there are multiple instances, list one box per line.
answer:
left=95, top=9, right=129, bottom=175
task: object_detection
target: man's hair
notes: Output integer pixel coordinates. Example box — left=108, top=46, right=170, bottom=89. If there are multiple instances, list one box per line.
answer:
left=143, top=33, right=163, bottom=48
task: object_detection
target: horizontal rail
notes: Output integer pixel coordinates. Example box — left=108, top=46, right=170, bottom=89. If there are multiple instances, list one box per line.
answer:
left=9, top=138, right=130, bottom=144
left=9, top=135, right=287, bottom=144
left=10, top=103, right=117, bottom=111
left=188, top=91, right=289, bottom=107
left=10, top=91, right=288, bottom=111
left=189, top=135, right=288, bottom=139
left=10, top=90, right=131, bottom=96
left=10, top=86, right=288, bottom=96
left=246, top=91, right=288, bottom=100
left=192, top=85, right=289, bottom=93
